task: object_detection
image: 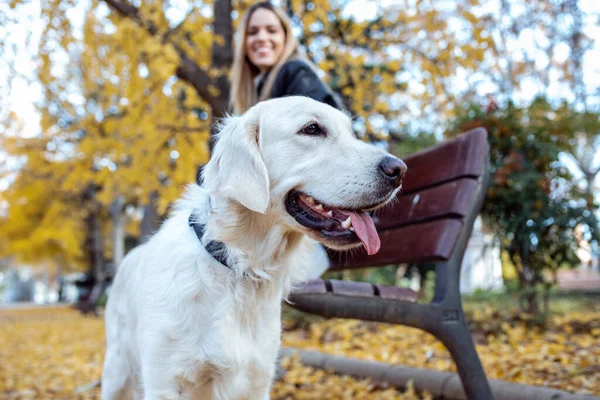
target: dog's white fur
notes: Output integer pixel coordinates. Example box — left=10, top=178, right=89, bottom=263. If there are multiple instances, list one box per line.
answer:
left=102, top=96, right=401, bottom=400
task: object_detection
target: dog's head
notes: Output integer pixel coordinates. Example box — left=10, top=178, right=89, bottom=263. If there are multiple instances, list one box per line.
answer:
left=203, top=96, right=406, bottom=255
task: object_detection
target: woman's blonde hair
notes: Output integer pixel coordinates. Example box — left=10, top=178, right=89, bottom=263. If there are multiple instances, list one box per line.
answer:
left=229, top=2, right=301, bottom=115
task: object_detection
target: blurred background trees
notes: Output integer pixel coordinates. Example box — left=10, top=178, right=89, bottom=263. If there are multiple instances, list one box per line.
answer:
left=449, top=98, right=599, bottom=315
left=0, top=0, right=598, bottom=314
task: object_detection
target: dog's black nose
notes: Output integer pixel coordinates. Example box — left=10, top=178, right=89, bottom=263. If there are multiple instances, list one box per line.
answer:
left=379, top=156, right=407, bottom=185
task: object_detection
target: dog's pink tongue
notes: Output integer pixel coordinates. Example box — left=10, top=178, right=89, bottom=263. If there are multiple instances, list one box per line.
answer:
left=347, top=211, right=381, bottom=255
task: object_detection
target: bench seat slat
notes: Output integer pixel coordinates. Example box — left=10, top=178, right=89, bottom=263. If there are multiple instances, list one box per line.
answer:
left=292, top=279, right=328, bottom=295
left=402, top=128, right=487, bottom=194
left=373, top=178, right=479, bottom=231
left=374, top=284, right=418, bottom=301
left=329, top=219, right=463, bottom=269
left=290, top=279, right=418, bottom=304
left=330, top=280, right=374, bottom=297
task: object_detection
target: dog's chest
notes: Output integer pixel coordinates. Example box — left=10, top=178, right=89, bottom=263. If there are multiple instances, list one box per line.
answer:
left=215, top=291, right=282, bottom=362
left=178, top=280, right=279, bottom=344
left=175, top=292, right=282, bottom=397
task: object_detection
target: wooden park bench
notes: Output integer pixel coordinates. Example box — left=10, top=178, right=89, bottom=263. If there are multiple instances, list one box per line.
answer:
left=289, top=128, right=494, bottom=400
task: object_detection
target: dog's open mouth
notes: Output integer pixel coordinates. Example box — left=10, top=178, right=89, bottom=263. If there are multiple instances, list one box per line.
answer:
left=285, top=190, right=381, bottom=255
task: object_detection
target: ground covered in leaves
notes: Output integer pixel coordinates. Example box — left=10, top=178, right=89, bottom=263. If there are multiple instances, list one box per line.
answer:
left=0, top=299, right=599, bottom=399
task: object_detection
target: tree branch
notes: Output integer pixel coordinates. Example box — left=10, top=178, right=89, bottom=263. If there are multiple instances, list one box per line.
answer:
left=102, top=0, right=158, bottom=35
left=157, top=124, right=206, bottom=133
left=162, top=8, right=194, bottom=43
left=175, top=52, right=223, bottom=112
left=102, top=0, right=226, bottom=112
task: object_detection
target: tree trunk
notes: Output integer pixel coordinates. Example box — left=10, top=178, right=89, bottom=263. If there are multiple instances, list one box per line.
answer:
left=208, top=0, right=234, bottom=152
left=520, top=291, right=538, bottom=315
left=42, top=266, right=50, bottom=303
left=542, top=286, right=550, bottom=317
left=56, top=265, right=65, bottom=302
left=140, top=191, right=159, bottom=243
left=211, top=0, right=233, bottom=112
left=109, top=195, right=126, bottom=269
left=83, top=184, right=106, bottom=283
left=91, top=208, right=105, bottom=283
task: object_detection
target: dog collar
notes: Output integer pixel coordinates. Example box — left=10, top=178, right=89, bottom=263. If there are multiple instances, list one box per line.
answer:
left=188, top=214, right=233, bottom=271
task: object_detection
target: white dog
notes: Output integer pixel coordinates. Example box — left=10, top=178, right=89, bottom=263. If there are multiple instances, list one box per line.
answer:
left=101, top=96, right=406, bottom=400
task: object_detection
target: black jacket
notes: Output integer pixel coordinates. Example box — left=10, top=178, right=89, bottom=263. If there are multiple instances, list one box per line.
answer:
left=258, top=60, right=343, bottom=110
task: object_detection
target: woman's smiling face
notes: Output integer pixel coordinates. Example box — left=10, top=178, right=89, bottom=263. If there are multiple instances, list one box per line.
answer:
left=245, top=8, right=286, bottom=73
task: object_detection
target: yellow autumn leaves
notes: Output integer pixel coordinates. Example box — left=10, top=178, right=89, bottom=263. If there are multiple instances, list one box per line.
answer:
left=1, top=304, right=598, bottom=399
left=284, top=314, right=600, bottom=396
left=0, top=307, right=104, bottom=399
left=2, top=0, right=502, bottom=271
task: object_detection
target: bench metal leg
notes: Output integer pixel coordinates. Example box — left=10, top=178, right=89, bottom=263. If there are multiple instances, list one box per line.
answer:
left=435, top=312, right=493, bottom=400
left=428, top=169, right=493, bottom=399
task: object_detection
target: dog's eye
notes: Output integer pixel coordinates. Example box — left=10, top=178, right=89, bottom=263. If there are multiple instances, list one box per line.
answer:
left=300, top=123, right=324, bottom=136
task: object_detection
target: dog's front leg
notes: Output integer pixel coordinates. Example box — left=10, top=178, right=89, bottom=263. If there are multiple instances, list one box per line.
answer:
left=139, top=350, right=184, bottom=400
left=141, top=378, right=181, bottom=400
left=246, top=384, right=271, bottom=400
left=245, top=368, right=275, bottom=400
left=141, top=379, right=182, bottom=400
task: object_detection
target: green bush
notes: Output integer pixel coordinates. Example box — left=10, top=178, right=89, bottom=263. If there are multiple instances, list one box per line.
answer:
left=448, top=98, right=600, bottom=317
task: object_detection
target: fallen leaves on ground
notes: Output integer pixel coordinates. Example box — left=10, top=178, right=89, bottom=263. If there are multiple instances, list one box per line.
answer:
left=0, top=304, right=598, bottom=399
left=0, top=307, right=104, bottom=399
left=282, top=306, right=600, bottom=396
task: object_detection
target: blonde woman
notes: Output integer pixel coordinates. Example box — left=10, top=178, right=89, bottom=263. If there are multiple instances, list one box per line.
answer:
left=229, top=1, right=342, bottom=115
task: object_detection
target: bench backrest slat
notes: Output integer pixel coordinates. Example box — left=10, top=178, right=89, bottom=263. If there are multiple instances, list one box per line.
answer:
left=329, top=219, right=464, bottom=269
left=401, top=128, right=487, bottom=194
left=373, top=178, right=478, bottom=231
left=327, top=128, right=488, bottom=270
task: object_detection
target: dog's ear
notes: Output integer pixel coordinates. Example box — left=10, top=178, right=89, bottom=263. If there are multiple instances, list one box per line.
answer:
left=203, top=107, right=270, bottom=214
